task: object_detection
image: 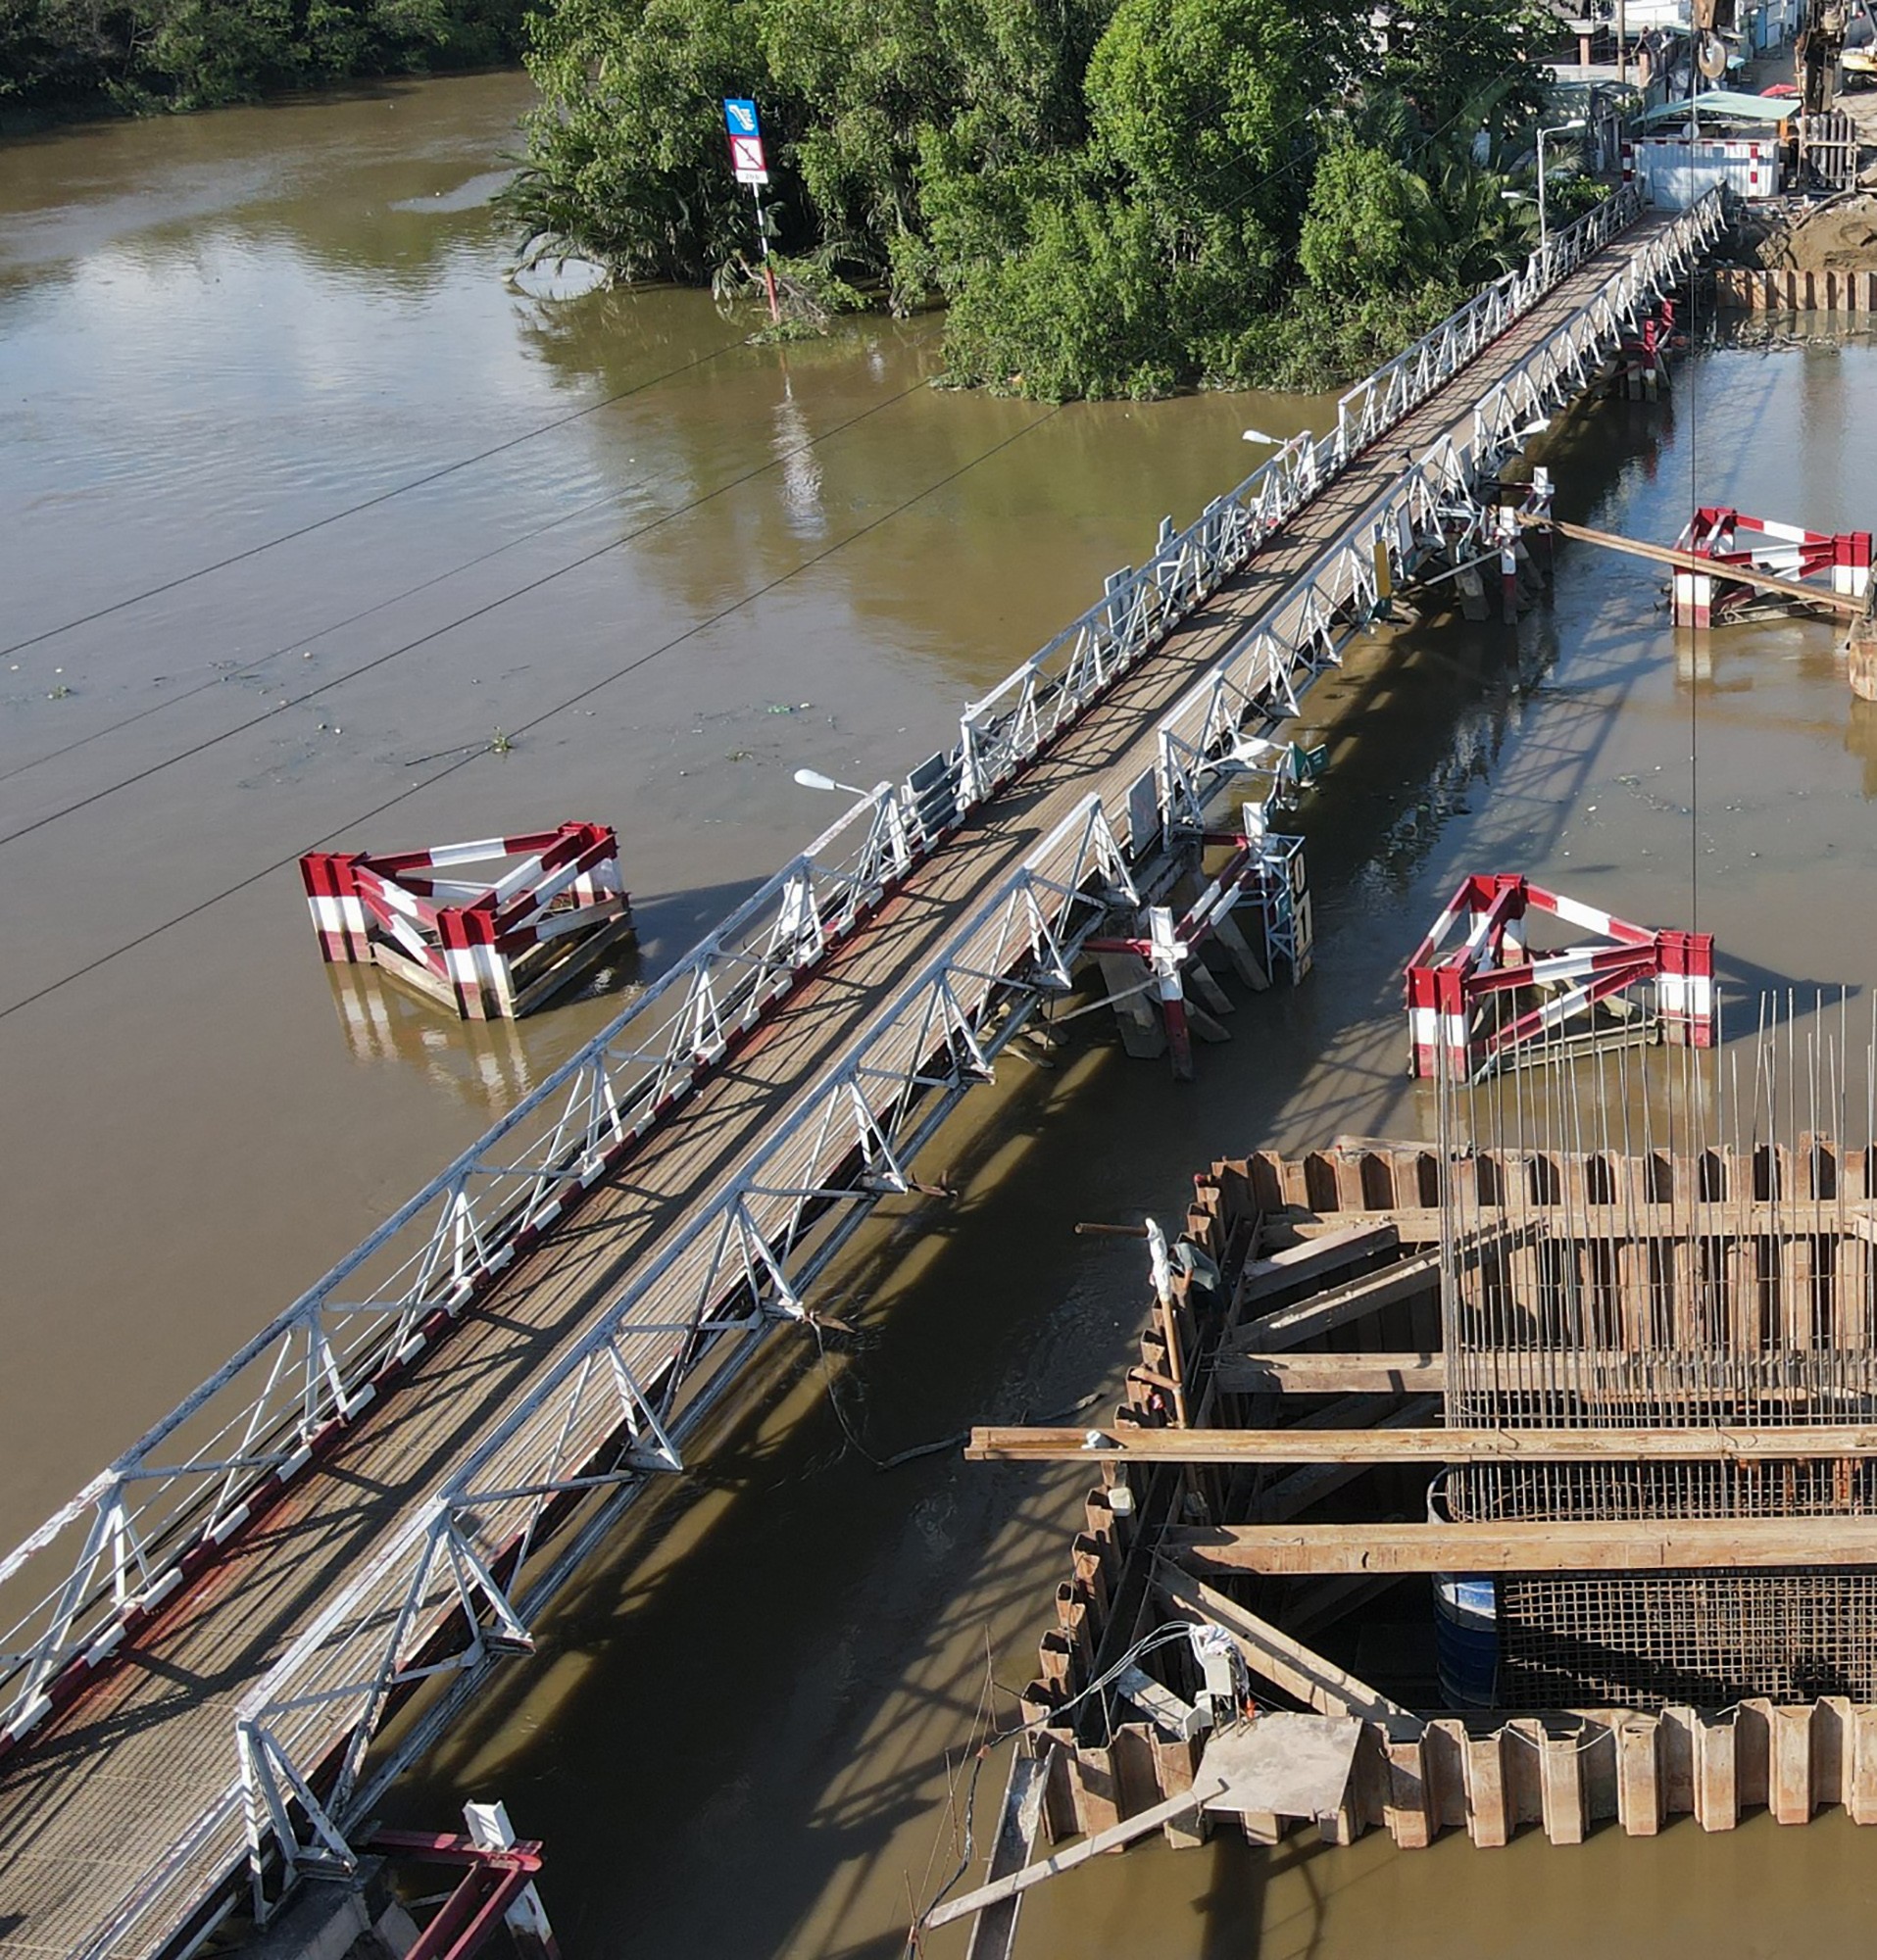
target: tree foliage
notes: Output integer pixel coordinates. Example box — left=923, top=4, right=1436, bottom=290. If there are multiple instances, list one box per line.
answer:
left=509, top=0, right=1575, bottom=397
left=0, top=0, right=526, bottom=113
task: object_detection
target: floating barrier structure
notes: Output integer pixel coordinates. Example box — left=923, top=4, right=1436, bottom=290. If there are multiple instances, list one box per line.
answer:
left=1669, top=509, right=1873, bottom=629
left=935, top=1008, right=1877, bottom=1951
left=1404, top=874, right=1714, bottom=1081
left=299, top=824, right=632, bottom=1020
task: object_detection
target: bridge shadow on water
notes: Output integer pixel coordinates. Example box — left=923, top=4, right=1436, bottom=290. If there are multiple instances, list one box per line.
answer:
left=374, top=340, right=1859, bottom=1958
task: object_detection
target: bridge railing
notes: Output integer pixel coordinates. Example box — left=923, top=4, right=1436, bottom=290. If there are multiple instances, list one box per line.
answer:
left=1330, top=184, right=1643, bottom=463
left=228, top=794, right=1142, bottom=1905
left=0, top=775, right=926, bottom=1741
left=957, top=185, right=1646, bottom=811
left=0, top=178, right=1678, bottom=1758
left=955, top=436, right=1318, bottom=804
left=227, top=191, right=1734, bottom=1909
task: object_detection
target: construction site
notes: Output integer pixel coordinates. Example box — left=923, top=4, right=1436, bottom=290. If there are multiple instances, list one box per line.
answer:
left=13, top=16, right=1877, bottom=1958
left=931, top=991, right=1877, bottom=1945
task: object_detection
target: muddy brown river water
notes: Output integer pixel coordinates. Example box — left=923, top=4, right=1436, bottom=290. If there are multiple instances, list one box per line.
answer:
left=7, top=66, right=1877, bottom=1960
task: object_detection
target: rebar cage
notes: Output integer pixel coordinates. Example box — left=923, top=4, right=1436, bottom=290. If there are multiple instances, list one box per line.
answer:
left=1436, top=992, right=1877, bottom=1708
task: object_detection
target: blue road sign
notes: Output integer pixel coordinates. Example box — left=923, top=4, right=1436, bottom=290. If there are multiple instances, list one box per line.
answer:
left=722, top=98, right=761, bottom=138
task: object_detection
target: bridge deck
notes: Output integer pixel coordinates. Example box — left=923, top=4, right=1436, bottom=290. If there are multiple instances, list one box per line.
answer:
left=0, top=214, right=1682, bottom=1960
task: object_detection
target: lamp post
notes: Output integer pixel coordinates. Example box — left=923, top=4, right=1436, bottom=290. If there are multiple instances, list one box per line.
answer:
left=1536, top=118, right=1588, bottom=266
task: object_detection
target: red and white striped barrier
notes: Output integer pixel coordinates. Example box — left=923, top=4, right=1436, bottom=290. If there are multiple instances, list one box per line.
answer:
left=1085, top=824, right=1310, bottom=1079
left=1615, top=296, right=1678, bottom=400
left=1406, top=873, right=1714, bottom=1080
left=300, top=824, right=632, bottom=1020
left=1672, top=508, right=1873, bottom=628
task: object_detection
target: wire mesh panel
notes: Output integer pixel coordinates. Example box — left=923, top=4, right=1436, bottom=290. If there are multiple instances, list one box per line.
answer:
left=1435, top=993, right=1877, bottom=1708
left=1498, top=1571, right=1877, bottom=1709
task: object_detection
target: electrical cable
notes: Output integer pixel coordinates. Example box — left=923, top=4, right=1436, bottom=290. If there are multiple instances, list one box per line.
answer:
left=0, top=404, right=1061, bottom=1022
left=0, top=374, right=933, bottom=851
left=0, top=333, right=755, bottom=662
left=905, top=1620, right=1217, bottom=1949
left=4, top=46, right=1548, bottom=803
left=4, top=21, right=1532, bottom=684
left=0, top=475, right=634, bottom=787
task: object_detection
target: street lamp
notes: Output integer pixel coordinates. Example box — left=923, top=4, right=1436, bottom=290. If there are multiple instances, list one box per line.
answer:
left=793, top=766, right=868, bottom=797
left=1535, top=118, right=1587, bottom=264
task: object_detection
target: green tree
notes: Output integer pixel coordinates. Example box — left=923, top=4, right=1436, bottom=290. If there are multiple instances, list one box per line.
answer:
left=0, top=0, right=526, bottom=114
left=1382, top=0, right=1552, bottom=136
left=508, top=0, right=771, bottom=283
left=502, top=0, right=1568, bottom=399
left=1298, top=139, right=1426, bottom=299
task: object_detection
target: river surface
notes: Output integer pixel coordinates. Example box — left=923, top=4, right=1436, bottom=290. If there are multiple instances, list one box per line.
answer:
left=6, top=67, right=1877, bottom=1960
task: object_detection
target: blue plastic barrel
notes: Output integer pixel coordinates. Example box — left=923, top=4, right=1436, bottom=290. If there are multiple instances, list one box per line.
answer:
left=1432, top=1574, right=1500, bottom=1706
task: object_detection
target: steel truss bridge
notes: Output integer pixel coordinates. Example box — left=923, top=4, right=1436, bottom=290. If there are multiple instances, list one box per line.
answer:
left=0, top=186, right=1723, bottom=1959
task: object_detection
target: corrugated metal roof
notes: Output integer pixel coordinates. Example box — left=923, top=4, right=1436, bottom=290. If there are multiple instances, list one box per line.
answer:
left=1637, top=89, right=1795, bottom=124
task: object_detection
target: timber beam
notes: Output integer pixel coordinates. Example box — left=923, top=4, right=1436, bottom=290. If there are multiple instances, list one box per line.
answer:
left=1240, top=1250, right=1440, bottom=1352
left=1166, top=1517, right=1877, bottom=1575
left=1528, top=514, right=1868, bottom=618
left=966, top=1424, right=1877, bottom=1464
left=1219, top=1351, right=1444, bottom=1395
left=1153, top=1562, right=1423, bottom=1739
left=1219, top=1349, right=1877, bottom=1399
left=1291, top=1200, right=1877, bottom=1245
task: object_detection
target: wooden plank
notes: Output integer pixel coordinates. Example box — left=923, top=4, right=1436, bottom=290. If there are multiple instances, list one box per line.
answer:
left=963, top=1753, right=1048, bottom=1960
left=1294, top=1200, right=1876, bottom=1243
left=1236, top=1224, right=1400, bottom=1306
left=1112, top=1664, right=1204, bottom=1741
left=1240, top=1251, right=1439, bottom=1353
left=1167, top=1516, right=1877, bottom=1574
left=924, top=1784, right=1217, bottom=1930
left=1241, top=1396, right=1443, bottom=1524
left=1153, top=1562, right=1422, bottom=1740
left=968, top=1423, right=1877, bottom=1464
left=1219, top=1351, right=1444, bottom=1395
left=1221, top=1348, right=1877, bottom=1400
left=1536, top=515, right=1866, bottom=616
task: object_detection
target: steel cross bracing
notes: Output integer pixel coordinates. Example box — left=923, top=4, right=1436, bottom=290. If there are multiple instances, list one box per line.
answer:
left=0, top=191, right=1722, bottom=1956
left=218, top=193, right=1723, bottom=1928
left=1149, top=191, right=1725, bottom=846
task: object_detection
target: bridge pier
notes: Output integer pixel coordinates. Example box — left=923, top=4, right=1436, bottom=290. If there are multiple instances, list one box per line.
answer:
left=241, top=1859, right=417, bottom=1960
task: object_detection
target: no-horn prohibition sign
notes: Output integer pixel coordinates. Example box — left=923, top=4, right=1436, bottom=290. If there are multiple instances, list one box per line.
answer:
left=722, top=98, right=769, bottom=184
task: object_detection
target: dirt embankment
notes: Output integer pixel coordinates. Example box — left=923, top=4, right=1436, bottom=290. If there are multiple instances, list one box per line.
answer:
left=1733, top=192, right=1877, bottom=270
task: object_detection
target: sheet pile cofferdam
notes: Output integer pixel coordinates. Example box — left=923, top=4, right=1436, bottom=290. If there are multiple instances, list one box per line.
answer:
left=941, top=1007, right=1877, bottom=1941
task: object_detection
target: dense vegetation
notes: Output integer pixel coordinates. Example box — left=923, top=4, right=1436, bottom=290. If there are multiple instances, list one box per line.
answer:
left=0, top=0, right=527, bottom=115
left=509, top=0, right=1597, bottom=397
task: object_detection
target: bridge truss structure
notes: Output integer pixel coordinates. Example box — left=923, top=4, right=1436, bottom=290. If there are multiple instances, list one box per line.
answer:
left=0, top=182, right=1725, bottom=1956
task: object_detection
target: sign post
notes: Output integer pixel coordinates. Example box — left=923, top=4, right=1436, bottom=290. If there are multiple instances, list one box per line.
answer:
left=722, top=97, right=780, bottom=324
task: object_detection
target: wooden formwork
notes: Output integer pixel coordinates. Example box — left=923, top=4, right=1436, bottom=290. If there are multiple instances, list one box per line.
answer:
left=999, top=1145, right=1877, bottom=1856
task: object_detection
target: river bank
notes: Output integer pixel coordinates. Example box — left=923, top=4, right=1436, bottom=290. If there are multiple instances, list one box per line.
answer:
left=8, top=69, right=1877, bottom=1960
left=0, top=4, right=526, bottom=124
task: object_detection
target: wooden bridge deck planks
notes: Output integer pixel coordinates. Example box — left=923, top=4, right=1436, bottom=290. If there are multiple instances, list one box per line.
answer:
left=0, top=213, right=1688, bottom=1960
